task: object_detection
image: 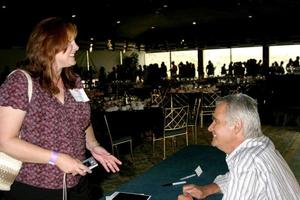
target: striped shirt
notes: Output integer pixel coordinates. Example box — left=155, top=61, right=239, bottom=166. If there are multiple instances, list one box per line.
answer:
left=214, top=135, right=300, bottom=200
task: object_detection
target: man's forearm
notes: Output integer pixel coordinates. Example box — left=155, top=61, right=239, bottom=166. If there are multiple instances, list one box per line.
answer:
left=202, top=183, right=221, bottom=197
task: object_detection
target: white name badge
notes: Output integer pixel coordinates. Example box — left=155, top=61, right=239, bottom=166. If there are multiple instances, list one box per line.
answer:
left=69, top=88, right=90, bottom=102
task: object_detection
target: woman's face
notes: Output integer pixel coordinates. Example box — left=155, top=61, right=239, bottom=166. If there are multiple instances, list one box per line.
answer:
left=54, top=40, right=79, bottom=71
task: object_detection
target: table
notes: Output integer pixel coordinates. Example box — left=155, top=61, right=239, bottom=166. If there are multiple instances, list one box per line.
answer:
left=100, top=145, right=228, bottom=200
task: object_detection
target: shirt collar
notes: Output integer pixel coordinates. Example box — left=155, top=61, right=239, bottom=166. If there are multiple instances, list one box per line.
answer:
left=225, top=135, right=271, bottom=166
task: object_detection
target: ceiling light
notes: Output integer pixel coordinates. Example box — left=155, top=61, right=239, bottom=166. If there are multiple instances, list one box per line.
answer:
left=2, top=5, right=6, bottom=9
left=71, top=14, right=76, bottom=18
left=151, top=26, right=156, bottom=29
left=192, top=21, right=196, bottom=25
left=163, top=4, right=168, bottom=8
left=116, top=20, right=121, bottom=24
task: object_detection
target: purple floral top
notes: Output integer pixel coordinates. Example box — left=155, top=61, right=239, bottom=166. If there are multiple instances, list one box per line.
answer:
left=0, top=70, right=91, bottom=189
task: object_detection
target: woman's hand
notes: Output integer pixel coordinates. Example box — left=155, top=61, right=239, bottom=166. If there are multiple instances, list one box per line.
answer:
left=90, top=146, right=122, bottom=173
left=55, top=153, right=91, bottom=176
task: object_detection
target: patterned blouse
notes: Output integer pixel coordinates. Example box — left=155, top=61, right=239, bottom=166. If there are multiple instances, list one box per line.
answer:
left=0, top=70, right=91, bottom=189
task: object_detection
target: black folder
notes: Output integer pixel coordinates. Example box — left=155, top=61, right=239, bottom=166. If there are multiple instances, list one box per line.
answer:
left=111, top=192, right=151, bottom=200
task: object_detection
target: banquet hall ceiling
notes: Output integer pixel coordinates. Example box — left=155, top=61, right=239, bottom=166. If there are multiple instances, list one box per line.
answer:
left=1, top=0, right=300, bottom=51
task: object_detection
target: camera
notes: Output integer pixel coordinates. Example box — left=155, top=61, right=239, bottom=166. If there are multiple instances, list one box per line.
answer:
left=82, top=157, right=98, bottom=170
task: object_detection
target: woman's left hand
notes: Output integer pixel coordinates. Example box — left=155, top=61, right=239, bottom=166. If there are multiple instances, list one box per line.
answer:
left=90, top=146, right=122, bottom=173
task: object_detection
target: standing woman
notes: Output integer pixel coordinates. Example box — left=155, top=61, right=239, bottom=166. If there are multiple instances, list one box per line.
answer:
left=0, top=17, right=121, bottom=200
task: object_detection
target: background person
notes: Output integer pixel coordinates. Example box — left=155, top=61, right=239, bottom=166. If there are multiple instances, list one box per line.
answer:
left=0, top=17, right=121, bottom=200
left=178, top=93, right=300, bottom=200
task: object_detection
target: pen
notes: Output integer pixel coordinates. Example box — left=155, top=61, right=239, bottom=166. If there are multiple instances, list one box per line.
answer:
left=172, top=181, right=187, bottom=185
left=180, top=174, right=196, bottom=180
left=162, top=181, right=187, bottom=186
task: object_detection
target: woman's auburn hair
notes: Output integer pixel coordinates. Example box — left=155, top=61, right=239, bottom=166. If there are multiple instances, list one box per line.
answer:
left=20, top=17, right=78, bottom=94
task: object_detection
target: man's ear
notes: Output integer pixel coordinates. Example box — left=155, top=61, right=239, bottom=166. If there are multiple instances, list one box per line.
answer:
left=232, top=119, right=243, bottom=135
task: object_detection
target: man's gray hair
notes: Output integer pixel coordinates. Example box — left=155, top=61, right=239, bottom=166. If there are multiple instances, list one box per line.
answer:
left=216, top=93, right=263, bottom=139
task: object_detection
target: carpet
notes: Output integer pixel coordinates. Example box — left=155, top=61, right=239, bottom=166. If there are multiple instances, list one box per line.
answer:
left=261, top=125, right=300, bottom=158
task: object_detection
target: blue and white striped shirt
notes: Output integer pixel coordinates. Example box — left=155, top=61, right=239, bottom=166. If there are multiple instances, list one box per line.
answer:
left=214, top=135, right=300, bottom=200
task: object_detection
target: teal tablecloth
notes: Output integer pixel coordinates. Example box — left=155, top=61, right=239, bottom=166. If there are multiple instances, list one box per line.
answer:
left=101, top=145, right=228, bottom=200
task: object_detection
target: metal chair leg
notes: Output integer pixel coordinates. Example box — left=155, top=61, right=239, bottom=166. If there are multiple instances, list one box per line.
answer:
left=186, top=133, right=189, bottom=146
left=163, top=138, right=166, bottom=160
left=200, top=113, right=203, bottom=128
left=113, top=145, right=120, bottom=158
left=129, top=140, right=134, bottom=162
left=152, top=135, right=156, bottom=155
left=194, top=126, right=197, bottom=144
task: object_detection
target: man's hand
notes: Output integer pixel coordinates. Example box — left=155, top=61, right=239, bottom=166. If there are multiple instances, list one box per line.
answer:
left=182, top=184, right=208, bottom=199
left=178, top=193, right=193, bottom=200
left=178, top=183, right=220, bottom=199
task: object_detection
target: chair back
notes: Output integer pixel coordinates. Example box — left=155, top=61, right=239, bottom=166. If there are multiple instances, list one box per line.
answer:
left=152, top=105, right=189, bottom=159
left=151, top=89, right=161, bottom=104
left=201, top=91, right=221, bottom=114
left=103, top=114, right=114, bottom=152
left=200, top=91, right=221, bottom=128
left=151, top=88, right=168, bottom=105
left=189, top=98, right=202, bottom=125
left=228, top=86, right=240, bottom=95
left=162, top=93, right=189, bottom=108
left=163, top=106, right=189, bottom=133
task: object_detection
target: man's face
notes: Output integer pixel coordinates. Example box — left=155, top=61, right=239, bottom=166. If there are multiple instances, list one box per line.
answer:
left=208, top=102, right=237, bottom=154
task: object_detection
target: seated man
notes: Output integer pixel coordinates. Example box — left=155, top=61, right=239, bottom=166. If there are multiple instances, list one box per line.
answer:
left=178, top=93, right=300, bottom=200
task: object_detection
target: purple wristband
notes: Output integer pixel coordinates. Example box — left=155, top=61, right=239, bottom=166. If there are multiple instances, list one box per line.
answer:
left=49, top=151, right=59, bottom=165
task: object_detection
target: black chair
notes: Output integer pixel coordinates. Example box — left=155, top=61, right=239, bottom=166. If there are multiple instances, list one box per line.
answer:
left=103, top=115, right=134, bottom=161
